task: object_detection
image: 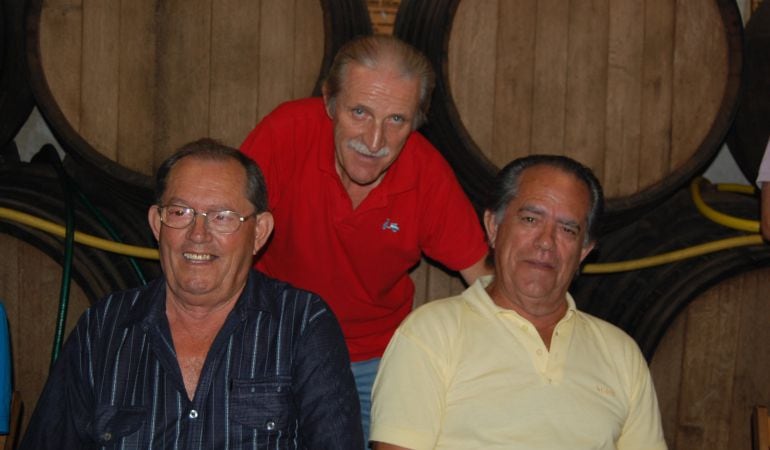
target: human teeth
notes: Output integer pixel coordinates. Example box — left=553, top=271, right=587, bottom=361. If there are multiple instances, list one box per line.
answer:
left=184, top=252, right=212, bottom=261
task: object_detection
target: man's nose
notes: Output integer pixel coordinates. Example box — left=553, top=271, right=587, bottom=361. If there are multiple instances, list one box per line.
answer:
left=363, top=121, right=385, bottom=152
left=535, top=224, right=555, bottom=251
left=187, top=213, right=211, bottom=239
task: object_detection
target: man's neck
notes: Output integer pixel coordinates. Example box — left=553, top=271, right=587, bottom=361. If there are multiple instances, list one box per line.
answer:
left=345, top=182, right=379, bottom=209
left=488, top=287, right=569, bottom=350
left=166, top=295, right=236, bottom=400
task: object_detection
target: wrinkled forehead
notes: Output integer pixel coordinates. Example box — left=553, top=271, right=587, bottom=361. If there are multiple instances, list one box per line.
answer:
left=516, top=165, right=592, bottom=219
left=165, top=158, right=249, bottom=201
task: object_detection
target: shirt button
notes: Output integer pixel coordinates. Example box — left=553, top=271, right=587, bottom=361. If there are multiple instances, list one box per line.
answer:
left=189, top=409, right=199, bottom=419
left=266, top=420, right=276, bottom=431
left=101, top=432, right=112, bottom=441
left=536, top=349, right=543, bottom=356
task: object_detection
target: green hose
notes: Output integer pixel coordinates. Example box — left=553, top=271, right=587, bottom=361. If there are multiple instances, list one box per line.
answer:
left=35, top=144, right=74, bottom=368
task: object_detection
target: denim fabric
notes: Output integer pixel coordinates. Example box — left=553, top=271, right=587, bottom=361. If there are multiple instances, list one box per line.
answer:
left=351, top=357, right=380, bottom=448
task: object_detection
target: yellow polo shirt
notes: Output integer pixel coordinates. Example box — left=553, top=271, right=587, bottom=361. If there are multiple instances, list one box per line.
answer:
left=370, top=279, right=667, bottom=450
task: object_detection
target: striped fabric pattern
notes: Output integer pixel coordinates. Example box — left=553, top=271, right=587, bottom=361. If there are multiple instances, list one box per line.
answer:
left=21, top=270, right=362, bottom=449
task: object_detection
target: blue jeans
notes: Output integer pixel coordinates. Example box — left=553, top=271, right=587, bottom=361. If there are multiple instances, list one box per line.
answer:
left=351, top=357, right=380, bottom=449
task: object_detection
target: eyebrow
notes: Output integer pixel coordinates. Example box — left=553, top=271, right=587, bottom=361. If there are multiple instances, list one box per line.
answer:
left=518, top=205, right=583, bottom=231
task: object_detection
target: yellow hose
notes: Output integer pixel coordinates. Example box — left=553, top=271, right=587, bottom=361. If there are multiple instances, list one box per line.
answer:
left=0, top=177, right=765, bottom=273
left=690, top=177, right=760, bottom=233
left=0, top=207, right=159, bottom=260
left=582, top=235, right=763, bottom=274
left=582, top=178, right=764, bottom=273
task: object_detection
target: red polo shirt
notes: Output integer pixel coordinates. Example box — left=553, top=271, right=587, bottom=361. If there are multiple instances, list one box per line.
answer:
left=241, top=98, right=487, bottom=361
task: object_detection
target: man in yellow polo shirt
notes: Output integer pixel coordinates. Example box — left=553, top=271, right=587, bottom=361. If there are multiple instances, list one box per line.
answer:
left=370, top=155, right=667, bottom=450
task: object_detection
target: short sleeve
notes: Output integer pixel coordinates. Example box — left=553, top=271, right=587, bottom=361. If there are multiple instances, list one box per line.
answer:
left=615, top=342, right=668, bottom=450
left=370, top=312, right=452, bottom=450
left=416, top=148, right=487, bottom=271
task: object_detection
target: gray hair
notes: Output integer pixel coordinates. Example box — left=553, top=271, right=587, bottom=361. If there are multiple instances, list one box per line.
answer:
left=323, top=35, right=435, bottom=129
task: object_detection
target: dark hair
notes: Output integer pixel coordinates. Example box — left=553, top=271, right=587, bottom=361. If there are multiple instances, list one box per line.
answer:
left=154, top=138, right=268, bottom=213
left=323, top=35, right=435, bottom=129
left=489, top=154, right=604, bottom=244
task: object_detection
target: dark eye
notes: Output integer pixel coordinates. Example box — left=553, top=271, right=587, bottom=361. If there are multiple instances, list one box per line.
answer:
left=168, top=206, right=189, bottom=217
left=211, top=211, right=237, bottom=224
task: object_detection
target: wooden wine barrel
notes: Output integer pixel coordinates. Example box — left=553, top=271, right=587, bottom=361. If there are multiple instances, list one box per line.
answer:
left=25, top=0, right=371, bottom=205
left=571, top=186, right=770, bottom=450
left=394, top=0, right=743, bottom=228
left=727, top=0, right=770, bottom=184
left=649, top=267, right=770, bottom=450
left=0, top=161, right=162, bottom=434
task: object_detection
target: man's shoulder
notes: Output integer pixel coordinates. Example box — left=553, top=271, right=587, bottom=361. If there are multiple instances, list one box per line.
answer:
left=399, top=293, right=470, bottom=337
left=575, top=310, right=643, bottom=353
left=395, top=131, right=461, bottom=192
left=250, top=271, right=333, bottom=321
left=265, top=97, right=325, bottom=122
left=82, top=280, right=163, bottom=331
left=403, top=131, right=448, bottom=166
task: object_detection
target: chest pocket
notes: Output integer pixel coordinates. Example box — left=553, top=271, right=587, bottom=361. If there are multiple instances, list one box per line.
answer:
left=88, top=403, right=147, bottom=445
left=230, top=376, right=296, bottom=433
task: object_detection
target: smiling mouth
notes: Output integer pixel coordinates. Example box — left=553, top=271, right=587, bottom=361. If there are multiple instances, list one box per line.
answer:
left=183, top=252, right=214, bottom=261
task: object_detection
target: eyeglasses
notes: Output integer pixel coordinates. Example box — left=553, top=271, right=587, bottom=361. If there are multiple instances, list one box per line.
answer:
left=157, top=204, right=256, bottom=234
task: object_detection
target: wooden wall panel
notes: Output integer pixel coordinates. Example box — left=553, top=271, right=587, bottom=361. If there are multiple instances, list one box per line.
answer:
left=39, top=0, right=83, bottom=130
left=0, top=234, right=91, bottom=436
left=446, top=0, right=736, bottom=204
left=530, top=0, right=569, bottom=154
left=670, top=0, right=727, bottom=168
left=638, top=0, right=674, bottom=190
left=35, top=0, right=325, bottom=177
left=292, top=0, right=325, bottom=96
left=563, top=0, right=608, bottom=169
left=604, top=0, right=644, bottom=196
left=492, top=0, right=536, bottom=164
left=210, top=0, right=262, bottom=146
left=117, top=0, right=157, bottom=174
left=650, top=267, right=770, bottom=450
left=155, top=0, right=213, bottom=164
left=80, top=0, right=120, bottom=160
left=447, top=0, right=499, bottom=155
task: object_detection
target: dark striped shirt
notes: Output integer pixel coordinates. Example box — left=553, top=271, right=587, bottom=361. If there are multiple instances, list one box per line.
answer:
left=21, top=270, right=363, bottom=449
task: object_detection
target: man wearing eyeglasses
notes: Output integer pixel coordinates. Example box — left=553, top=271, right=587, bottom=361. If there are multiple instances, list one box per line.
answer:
left=20, top=139, right=363, bottom=449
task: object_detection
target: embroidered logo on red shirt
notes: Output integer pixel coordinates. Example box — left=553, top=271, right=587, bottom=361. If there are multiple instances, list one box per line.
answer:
left=382, top=219, right=400, bottom=233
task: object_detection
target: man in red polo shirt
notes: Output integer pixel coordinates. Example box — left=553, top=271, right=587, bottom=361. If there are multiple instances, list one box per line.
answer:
left=240, top=35, right=489, bottom=444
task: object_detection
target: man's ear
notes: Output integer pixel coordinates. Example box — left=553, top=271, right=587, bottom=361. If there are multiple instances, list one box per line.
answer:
left=579, top=240, right=596, bottom=263
left=148, top=206, right=161, bottom=241
left=321, top=83, right=333, bottom=118
left=483, top=210, right=498, bottom=249
left=252, top=211, right=275, bottom=255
